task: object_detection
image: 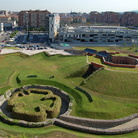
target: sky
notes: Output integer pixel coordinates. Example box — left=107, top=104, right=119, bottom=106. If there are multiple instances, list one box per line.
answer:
left=0, top=0, right=138, bottom=13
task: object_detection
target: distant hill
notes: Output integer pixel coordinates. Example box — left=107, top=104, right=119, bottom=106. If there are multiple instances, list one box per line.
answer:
left=132, top=10, right=138, bottom=13
left=119, top=10, right=138, bottom=13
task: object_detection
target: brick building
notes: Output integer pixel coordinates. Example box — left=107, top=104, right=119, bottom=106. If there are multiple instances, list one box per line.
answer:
left=18, top=10, right=50, bottom=29
left=121, top=12, right=138, bottom=26
left=89, top=11, right=138, bottom=26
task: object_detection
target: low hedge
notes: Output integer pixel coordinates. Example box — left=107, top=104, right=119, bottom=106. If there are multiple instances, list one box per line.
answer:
left=12, top=102, right=47, bottom=122
left=46, top=95, right=62, bottom=118
left=7, top=90, right=23, bottom=112
left=7, top=88, right=62, bottom=122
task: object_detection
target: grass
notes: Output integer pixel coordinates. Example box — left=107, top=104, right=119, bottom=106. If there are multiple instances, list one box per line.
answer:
left=82, top=69, right=138, bottom=99
left=3, top=47, right=21, bottom=50
left=0, top=122, right=138, bottom=138
left=0, top=50, right=137, bottom=137
left=0, top=52, right=137, bottom=119
left=88, top=55, right=138, bottom=72
left=73, top=46, right=138, bottom=56
left=15, top=93, right=54, bottom=112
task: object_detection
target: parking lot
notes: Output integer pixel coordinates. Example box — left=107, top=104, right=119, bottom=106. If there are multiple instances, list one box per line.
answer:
left=0, top=31, right=72, bottom=55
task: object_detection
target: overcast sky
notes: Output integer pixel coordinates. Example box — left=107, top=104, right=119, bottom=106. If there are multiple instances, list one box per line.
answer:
left=0, top=0, right=138, bottom=13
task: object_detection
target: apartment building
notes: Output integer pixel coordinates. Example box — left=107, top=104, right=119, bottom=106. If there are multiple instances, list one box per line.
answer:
left=49, top=14, right=60, bottom=42
left=121, top=12, right=138, bottom=26
left=0, top=23, right=4, bottom=32
left=89, top=11, right=120, bottom=25
left=60, top=16, right=86, bottom=26
left=89, top=11, right=138, bottom=26
left=0, top=15, right=17, bottom=30
left=18, top=10, right=50, bottom=29
left=59, top=26, right=138, bottom=44
left=60, top=17, right=72, bottom=26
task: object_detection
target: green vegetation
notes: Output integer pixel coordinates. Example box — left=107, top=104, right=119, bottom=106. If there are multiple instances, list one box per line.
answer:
left=74, top=46, right=138, bottom=56
left=0, top=49, right=137, bottom=137
left=7, top=88, right=62, bottom=122
left=4, top=47, right=21, bottom=50
left=82, top=69, right=138, bottom=99
left=0, top=52, right=137, bottom=119
left=10, top=30, right=19, bottom=38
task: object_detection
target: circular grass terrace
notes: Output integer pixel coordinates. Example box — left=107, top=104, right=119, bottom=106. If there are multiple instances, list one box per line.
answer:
left=7, top=88, right=62, bottom=122
left=0, top=85, right=71, bottom=126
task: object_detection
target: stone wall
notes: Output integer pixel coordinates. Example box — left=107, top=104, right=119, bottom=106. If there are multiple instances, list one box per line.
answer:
left=54, top=114, right=138, bottom=135
left=0, top=95, right=5, bottom=105
left=58, top=114, right=138, bottom=128
left=54, top=118, right=138, bottom=135
left=64, top=49, right=83, bottom=55
left=75, top=87, right=93, bottom=102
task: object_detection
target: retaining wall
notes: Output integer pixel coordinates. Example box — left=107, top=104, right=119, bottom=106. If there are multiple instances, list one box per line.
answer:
left=75, top=87, right=93, bottom=102
left=129, top=54, right=138, bottom=59
left=91, top=62, right=104, bottom=68
left=64, top=49, right=83, bottom=55
left=58, top=114, right=138, bottom=128
left=54, top=118, right=138, bottom=135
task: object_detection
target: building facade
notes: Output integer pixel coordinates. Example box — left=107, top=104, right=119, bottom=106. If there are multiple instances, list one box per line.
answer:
left=0, top=23, right=4, bottom=32
left=49, top=14, right=60, bottom=42
left=121, top=12, right=138, bottom=26
left=18, top=10, right=50, bottom=29
left=59, top=26, right=138, bottom=44
left=0, top=10, right=8, bottom=16
left=0, top=15, right=17, bottom=30
left=89, top=11, right=138, bottom=26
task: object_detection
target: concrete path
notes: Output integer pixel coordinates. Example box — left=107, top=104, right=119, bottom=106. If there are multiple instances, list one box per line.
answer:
left=0, top=47, right=71, bottom=56
left=110, top=118, right=138, bottom=129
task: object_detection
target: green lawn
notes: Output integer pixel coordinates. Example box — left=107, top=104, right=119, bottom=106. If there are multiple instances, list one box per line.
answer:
left=15, top=93, right=54, bottom=112
left=82, top=69, right=138, bottom=99
left=74, top=46, right=138, bottom=56
left=0, top=51, right=137, bottom=137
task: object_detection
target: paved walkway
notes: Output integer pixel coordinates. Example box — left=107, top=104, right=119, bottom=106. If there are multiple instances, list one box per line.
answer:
left=0, top=47, right=71, bottom=56
left=110, top=118, right=138, bottom=130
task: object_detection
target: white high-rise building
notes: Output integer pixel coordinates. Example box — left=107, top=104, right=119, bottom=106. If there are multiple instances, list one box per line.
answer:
left=49, top=14, right=60, bottom=42
left=0, top=23, right=4, bottom=32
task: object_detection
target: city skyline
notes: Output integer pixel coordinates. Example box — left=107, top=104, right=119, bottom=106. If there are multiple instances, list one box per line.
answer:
left=0, top=0, right=138, bottom=13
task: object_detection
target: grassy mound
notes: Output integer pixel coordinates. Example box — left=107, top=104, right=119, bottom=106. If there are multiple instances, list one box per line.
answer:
left=7, top=88, right=62, bottom=122
left=0, top=52, right=137, bottom=121
left=82, top=69, right=138, bottom=99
